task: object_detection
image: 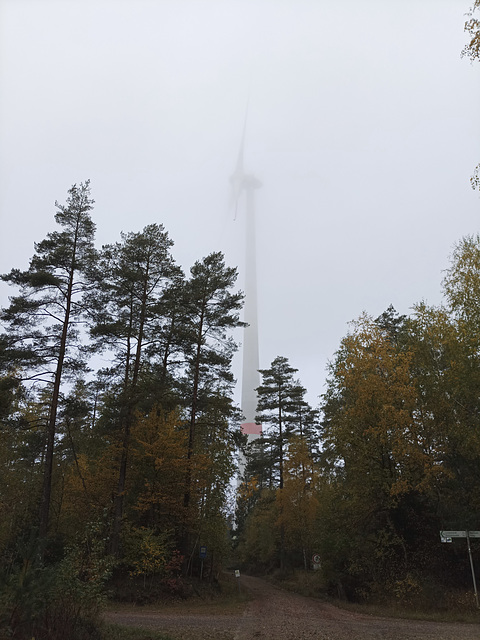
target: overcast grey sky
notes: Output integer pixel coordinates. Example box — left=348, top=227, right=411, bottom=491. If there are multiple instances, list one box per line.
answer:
left=0, top=0, right=479, bottom=405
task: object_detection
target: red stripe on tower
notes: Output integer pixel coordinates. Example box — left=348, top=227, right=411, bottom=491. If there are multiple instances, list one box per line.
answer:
left=241, top=422, right=262, bottom=436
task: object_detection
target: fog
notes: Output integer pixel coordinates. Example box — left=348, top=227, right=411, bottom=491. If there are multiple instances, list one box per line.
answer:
left=0, top=0, right=479, bottom=404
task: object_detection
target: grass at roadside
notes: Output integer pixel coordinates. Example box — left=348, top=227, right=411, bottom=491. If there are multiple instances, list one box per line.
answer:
left=266, top=567, right=327, bottom=600
left=334, top=599, right=480, bottom=625
left=268, top=569, right=480, bottom=625
left=106, top=594, right=247, bottom=618
left=103, top=571, right=250, bottom=639
left=107, top=571, right=250, bottom=617
left=102, top=623, right=174, bottom=640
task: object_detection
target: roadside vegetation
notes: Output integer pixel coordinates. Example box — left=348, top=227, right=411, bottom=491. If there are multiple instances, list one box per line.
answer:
left=102, top=625, right=173, bottom=640
left=265, top=568, right=480, bottom=624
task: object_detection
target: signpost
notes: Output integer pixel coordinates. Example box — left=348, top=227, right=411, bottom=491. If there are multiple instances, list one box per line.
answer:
left=199, top=546, right=207, bottom=580
left=235, top=569, right=241, bottom=593
left=440, top=530, right=480, bottom=609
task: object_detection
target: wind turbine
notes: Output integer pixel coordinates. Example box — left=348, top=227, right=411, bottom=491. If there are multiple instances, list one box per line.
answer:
left=230, top=114, right=262, bottom=480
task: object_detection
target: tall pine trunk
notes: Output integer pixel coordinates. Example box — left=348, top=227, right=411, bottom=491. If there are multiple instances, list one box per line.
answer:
left=39, top=225, right=79, bottom=541
left=110, top=272, right=149, bottom=555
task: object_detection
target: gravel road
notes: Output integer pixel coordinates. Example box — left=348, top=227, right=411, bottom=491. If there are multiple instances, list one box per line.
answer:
left=105, top=574, right=480, bottom=640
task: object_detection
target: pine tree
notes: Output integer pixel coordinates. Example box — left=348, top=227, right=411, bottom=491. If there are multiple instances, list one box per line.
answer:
left=88, top=223, right=181, bottom=554
left=255, top=355, right=309, bottom=568
left=1, top=181, right=96, bottom=540
left=179, top=252, right=244, bottom=565
left=256, top=356, right=302, bottom=490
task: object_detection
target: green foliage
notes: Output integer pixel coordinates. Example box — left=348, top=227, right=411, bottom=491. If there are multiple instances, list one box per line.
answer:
left=1, top=181, right=96, bottom=380
left=279, top=437, right=320, bottom=569
left=1, top=181, right=98, bottom=540
left=177, top=252, right=244, bottom=567
left=236, top=489, right=279, bottom=572
left=102, top=625, right=174, bottom=640
left=122, top=526, right=170, bottom=583
left=0, top=526, right=112, bottom=640
left=254, top=356, right=317, bottom=490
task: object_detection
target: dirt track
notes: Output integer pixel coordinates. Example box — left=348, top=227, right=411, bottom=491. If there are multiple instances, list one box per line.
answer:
left=105, top=574, right=480, bottom=640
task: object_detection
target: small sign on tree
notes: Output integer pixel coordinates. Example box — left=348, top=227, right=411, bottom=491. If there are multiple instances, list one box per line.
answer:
left=312, top=553, right=321, bottom=570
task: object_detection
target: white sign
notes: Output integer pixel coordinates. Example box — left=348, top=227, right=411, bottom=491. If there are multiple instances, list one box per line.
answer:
left=235, top=570, right=240, bottom=578
left=440, top=531, right=480, bottom=539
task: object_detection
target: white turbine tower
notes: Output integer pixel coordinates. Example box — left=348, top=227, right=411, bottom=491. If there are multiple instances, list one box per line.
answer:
left=230, top=116, right=262, bottom=481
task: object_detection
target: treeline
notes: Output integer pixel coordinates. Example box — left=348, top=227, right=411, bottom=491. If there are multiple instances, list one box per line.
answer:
left=0, top=182, right=245, bottom=638
left=236, top=235, right=480, bottom=609
left=3, top=181, right=480, bottom=635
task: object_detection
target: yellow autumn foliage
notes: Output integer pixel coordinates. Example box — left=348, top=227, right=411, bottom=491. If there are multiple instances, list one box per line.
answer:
left=323, top=314, right=446, bottom=504
left=129, top=409, right=189, bottom=526
left=277, top=437, right=320, bottom=560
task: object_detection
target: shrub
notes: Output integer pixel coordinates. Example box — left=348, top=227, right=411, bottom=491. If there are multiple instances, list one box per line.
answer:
left=0, top=526, right=112, bottom=640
